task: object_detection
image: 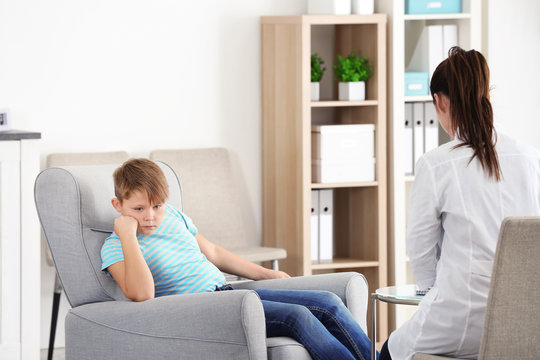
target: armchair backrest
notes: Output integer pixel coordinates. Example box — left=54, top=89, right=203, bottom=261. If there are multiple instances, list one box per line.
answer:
left=35, top=162, right=182, bottom=307
left=479, top=216, right=540, bottom=359
left=150, top=148, right=247, bottom=250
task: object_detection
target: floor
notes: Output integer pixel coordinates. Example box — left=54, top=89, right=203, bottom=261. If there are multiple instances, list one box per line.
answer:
left=41, top=348, right=65, bottom=360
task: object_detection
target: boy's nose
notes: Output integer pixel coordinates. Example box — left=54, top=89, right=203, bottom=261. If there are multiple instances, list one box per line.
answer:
left=144, top=209, right=155, bottom=221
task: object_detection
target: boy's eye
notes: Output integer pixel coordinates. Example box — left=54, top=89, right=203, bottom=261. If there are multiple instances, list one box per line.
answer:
left=134, top=207, right=143, bottom=211
left=154, top=204, right=162, bottom=209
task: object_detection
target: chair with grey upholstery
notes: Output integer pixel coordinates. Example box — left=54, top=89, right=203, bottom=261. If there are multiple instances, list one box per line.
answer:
left=150, top=148, right=286, bottom=272
left=35, top=161, right=369, bottom=359
left=413, top=216, right=540, bottom=360
left=44, top=151, right=130, bottom=360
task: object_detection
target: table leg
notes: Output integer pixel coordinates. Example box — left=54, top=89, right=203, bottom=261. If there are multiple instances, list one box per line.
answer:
left=371, top=293, right=377, bottom=360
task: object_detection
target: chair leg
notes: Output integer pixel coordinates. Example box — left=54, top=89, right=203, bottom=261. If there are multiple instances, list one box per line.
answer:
left=48, top=274, right=62, bottom=360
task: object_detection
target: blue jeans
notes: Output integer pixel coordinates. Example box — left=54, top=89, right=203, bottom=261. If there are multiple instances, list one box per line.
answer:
left=253, top=288, right=373, bottom=360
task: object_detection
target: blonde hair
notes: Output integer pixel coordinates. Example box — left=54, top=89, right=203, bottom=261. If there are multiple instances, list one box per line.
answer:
left=113, top=158, right=169, bottom=204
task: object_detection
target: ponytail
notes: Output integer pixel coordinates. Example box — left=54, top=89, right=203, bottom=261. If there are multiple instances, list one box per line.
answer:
left=430, top=47, right=501, bottom=181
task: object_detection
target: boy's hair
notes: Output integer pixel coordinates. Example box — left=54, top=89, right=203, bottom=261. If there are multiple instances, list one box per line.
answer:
left=113, top=158, right=169, bottom=204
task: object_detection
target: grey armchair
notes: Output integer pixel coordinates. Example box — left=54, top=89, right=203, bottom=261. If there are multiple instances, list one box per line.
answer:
left=413, top=216, right=540, bottom=360
left=34, top=161, right=369, bottom=359
left=44, top=151, right=130, bottom=360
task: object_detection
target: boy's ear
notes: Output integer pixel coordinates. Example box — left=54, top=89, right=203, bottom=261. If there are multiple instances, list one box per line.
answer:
left=111, top=198, right=122, bottom=213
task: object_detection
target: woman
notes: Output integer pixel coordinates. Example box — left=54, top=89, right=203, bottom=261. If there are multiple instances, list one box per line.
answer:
left=380, top=47, right=540, bottom=359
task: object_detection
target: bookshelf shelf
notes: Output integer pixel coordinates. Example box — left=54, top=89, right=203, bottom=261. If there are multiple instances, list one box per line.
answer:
left=311, top=181, right=378, bottom=189
left=404, top=13, right=471, bottom=21
left=311, top=100, right=379, bottom=107
left=312, top=258, right=380, bottom=270
left=404, top=95, right=433, bottom=103
left=262, top=14, right=388, bottom=340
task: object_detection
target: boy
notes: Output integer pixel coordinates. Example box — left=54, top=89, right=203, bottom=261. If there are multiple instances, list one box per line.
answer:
left=101, top=158, right=373, bottom=360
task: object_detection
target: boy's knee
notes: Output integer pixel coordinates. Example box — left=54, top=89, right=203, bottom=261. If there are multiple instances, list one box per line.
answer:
left=283, top=303, right=315, bottom=324
left=318, top=291, right=344, bottom=306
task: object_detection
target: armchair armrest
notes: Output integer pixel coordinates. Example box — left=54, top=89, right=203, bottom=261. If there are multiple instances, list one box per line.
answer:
left=66, top=290, right=266, bottom=360
left=233, top=272, right=369, bottom=332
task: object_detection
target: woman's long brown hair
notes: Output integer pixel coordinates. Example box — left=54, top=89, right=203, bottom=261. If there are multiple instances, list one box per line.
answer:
left=430, top=47, right=501, bottom=181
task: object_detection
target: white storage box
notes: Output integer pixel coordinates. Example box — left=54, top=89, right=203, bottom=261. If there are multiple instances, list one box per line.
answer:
left=312, top=124, right=375, bottom=161
left=312, top=158, right=375, bottom=183
left=307, top=0, right=351, bottom=15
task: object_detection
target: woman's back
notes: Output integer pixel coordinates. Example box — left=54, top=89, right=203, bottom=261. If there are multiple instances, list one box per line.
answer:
left=429, top=132, right=540, bottom=260
left=391, top=133, right=540, bottom=359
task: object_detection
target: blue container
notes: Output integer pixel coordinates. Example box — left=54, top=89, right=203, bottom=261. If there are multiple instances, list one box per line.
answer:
left=405, top=0, right=462, bottom=14
left=405, top=72, right=429, bottom=96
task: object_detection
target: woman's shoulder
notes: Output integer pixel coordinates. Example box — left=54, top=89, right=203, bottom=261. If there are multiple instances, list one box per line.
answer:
left=496, top=132, right=540, bottom=159
left=421, top=139, right=470, bottom=168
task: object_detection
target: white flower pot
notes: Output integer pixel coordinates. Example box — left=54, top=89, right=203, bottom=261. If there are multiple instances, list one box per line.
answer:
left=311, top=82, right=320, bottom=101
left=338, top=81, right=366, bottom=101
left=352, top=0, right=374, bottom=14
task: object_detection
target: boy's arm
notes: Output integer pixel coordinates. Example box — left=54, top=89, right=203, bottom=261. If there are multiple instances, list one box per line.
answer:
left=107, top=216, right=155, bottom=301
left=195, top=233, right=290, bottom=280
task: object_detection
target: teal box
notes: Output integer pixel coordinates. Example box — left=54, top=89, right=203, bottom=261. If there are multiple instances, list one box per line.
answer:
left=405, top=0, right=461, bottom=14
left=405, top=72, right=429, bottom=96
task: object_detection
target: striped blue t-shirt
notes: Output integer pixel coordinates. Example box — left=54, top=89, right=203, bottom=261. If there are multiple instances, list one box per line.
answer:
left=101, top=204, right=226, bottom=297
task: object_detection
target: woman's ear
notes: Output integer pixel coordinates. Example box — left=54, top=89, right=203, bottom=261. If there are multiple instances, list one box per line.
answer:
left=434, top=93, right=450, bottom=115
left=111, top=198, right=122, bottom=213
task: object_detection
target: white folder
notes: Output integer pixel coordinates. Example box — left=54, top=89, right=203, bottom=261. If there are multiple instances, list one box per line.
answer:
left=424, top=102, right=439, bottom=153
left=413, top=102, right=425, bottom=172
left=319, top=189, right=333, bottom=263
left=428, top=25, right=444, bottom=79
left=405, top=103, right=414, bottom=175
left=442, top=24, right=458, bottom=58
left=311, top=190, right=320, bottom=263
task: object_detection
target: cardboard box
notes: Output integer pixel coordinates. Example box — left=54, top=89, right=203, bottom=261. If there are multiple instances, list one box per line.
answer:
left=405, top=0, right=461, bottom=14
left=405, top=72, right=429, bottom=96
left=308, top=0, right=351, bottom=15
left=312, top=158, right=375, bottom=183
left=312, top=124, right=375, bottom=161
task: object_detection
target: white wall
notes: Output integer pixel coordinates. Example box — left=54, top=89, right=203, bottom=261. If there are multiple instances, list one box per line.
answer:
left=0, top=0, right=307, bottom=348
left=488, top=0, right=540, bottom=150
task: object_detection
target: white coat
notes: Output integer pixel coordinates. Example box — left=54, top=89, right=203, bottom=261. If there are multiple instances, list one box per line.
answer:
left=388, top=133, right=540, bottom=360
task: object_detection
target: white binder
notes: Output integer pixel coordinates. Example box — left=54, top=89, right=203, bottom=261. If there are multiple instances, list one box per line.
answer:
left=405, top=103, right=414, bottom=175
left=311, top=190, right=320, bottom=263
left=442, top=24, right=458, bottom=58
left=428, top=25, right=444, bottom=79
left=424, top=102, right=439, bottom=153
left=319, top=189, right=333, bottom=263
left=413, top=102, right=425, bottom=171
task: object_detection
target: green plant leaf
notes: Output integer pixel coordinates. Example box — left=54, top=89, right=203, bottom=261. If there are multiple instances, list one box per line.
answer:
left=332, top=51, right=373, bottom=82
left=311, top=53, right=326, bottom=82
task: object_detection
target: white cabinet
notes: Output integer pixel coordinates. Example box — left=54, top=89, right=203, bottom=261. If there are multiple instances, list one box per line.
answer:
left=0, top=131, right=41, bottom=360
left=376, top=0, right=484, bottom=329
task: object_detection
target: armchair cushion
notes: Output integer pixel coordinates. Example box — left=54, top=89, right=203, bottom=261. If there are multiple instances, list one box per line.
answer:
left=66, top=290, right=266, bottom=360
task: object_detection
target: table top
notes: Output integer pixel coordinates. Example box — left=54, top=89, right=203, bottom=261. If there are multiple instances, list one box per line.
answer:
left=0, top=130, right=41, bottom=140
left=374, top=284, right=424, bottom=305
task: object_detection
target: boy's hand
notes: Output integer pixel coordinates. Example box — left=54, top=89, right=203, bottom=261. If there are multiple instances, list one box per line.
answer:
left=267, top=269, right=291, bottom=279
left=114, top=215, right=138, bottom=239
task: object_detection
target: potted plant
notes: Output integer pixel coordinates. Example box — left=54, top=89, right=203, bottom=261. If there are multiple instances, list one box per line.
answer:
left=333, top=52, right=373, bottom=101
left=311, top=53, right=326, bottom=101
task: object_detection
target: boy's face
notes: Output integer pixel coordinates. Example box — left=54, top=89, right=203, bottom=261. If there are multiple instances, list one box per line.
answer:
left=112, top=190, right=166, bottom=236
